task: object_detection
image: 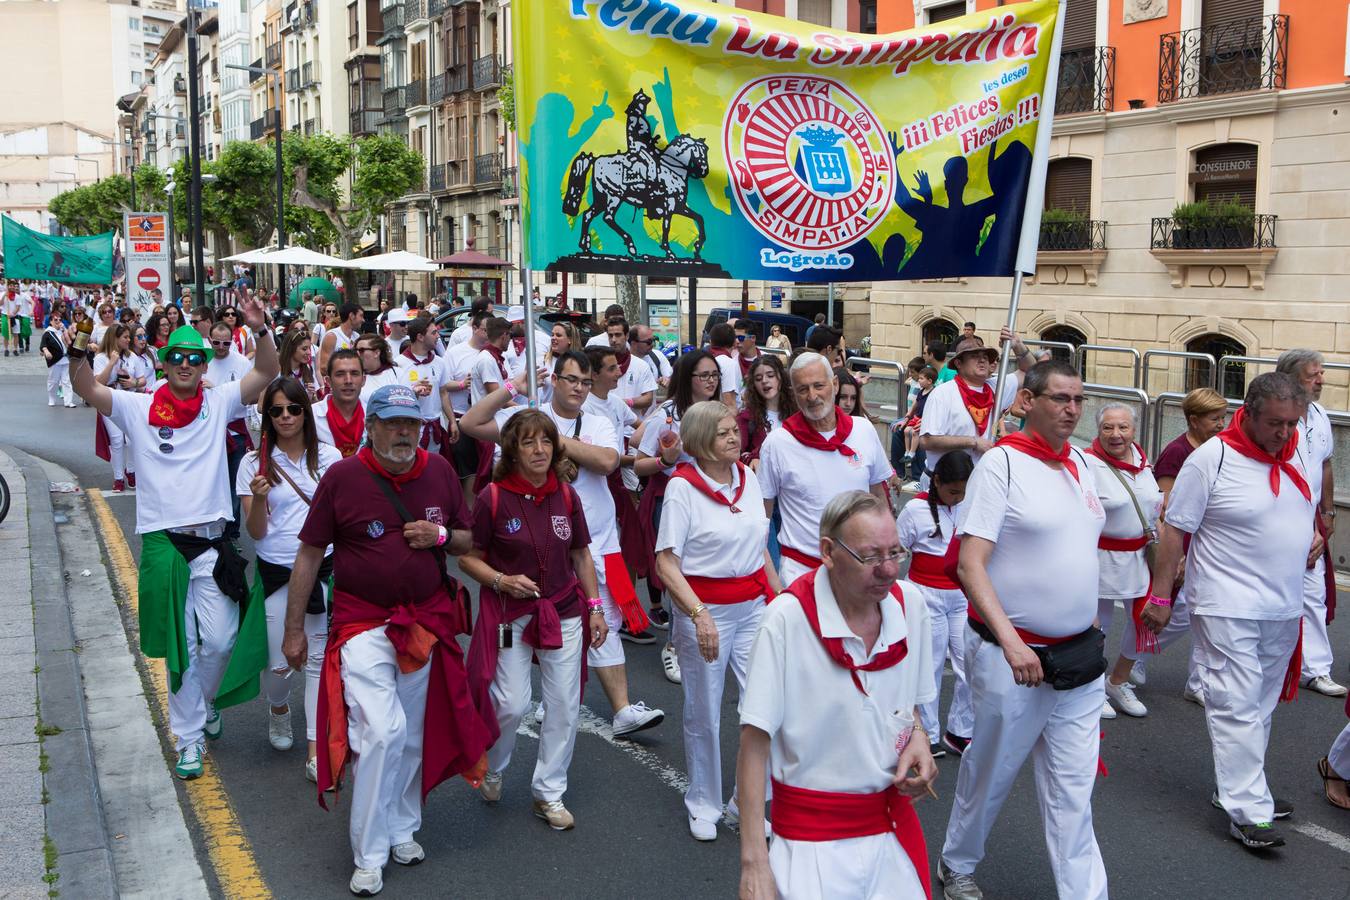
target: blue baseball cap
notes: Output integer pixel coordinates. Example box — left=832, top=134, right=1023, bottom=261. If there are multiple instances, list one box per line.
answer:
left=366, top=384, right=422, bottom=421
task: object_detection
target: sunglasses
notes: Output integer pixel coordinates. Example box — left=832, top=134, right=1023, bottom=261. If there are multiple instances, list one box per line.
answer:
left=267, top=403, right=304, bottom=419
left=165, top=350, right=206, bottom=367
left=209, top=339, right=232, bottom=348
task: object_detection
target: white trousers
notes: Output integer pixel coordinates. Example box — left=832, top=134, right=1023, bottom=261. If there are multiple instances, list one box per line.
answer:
left=1300, top=559, right=1334, bottom=680
left=778, top=556, right=813, bottom=589
left=770, top=832, right=926, bottom=900
left=486, top=615, right=583, bottom=801
left=341, top=626, right=430, bottom=870
left=166, top=549, right=240, bottom=751
left=47, top=360, right=71, bottom=405
left=586, top=565, right=624, bottom=670
left=941, top=629, right=1107, bottom=900
left=674, top=598, right=764, bottom=823
left=1330, top=722, right=1350, bottom=780
left=101, top=413, right=128, bottom=480
left=262, top=584, right=328, bottom=741
left=1120, top=588, right=1204, bottom=696
left=918, top=584, right=974, bottom=740
left=1192, top=613, right=1299, bottom=826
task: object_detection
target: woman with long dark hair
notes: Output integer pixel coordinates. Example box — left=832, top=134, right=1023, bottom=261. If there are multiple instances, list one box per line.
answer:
left=146, top=313, right=171, bottom=349
left=163, top=302, right=184, bottom=332
left=236, top=376, right=341, bottom=781
left=736, top=354, right=796, bottom=471
left=93, top=324, right=136, bottom=491
left=356, top=332, right=402, bottom=405
left=278, top=328, right=320, bottom=401
left=835, top=366, right=875, bottom=422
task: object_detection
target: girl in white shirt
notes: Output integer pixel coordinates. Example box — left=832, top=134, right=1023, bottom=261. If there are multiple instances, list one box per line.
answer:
left=896, top=450, right=975, bottom=757
left=236, top=377, right=341, bottom=782
left=92, top=325, right=136, bottom=491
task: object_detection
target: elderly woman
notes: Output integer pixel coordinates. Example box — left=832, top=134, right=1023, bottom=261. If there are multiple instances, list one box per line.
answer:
left=655, top=401, right=782, bottom=841
left=462, top=410, right=606, bottom=832
left=1085, top=403, right=1163, bottom=720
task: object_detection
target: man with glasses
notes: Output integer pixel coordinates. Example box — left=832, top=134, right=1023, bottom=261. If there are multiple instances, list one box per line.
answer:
left=918, top=329, right=1035, bottom=489
left=69, top=299, right=279, bottom=781
left=732, top=320, right=762, bottom=379
left=628, top=323, right=671, bottom=390
left=190, top=306, right=215, bottom=339
left=607, top=316, right=656, bottom=417
left=737, top=490, right=937, bottom=900
left=759, top=352, right=893, bottom=586
left=939, top=360, right=1107, bottom=900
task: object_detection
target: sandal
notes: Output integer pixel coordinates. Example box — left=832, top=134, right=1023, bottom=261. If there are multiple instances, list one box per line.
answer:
left=1317, top=757, right=1350, bottom=810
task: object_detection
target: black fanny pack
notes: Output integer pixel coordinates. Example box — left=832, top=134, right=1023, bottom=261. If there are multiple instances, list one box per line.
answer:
left=257, top=555, right=334, bottom=615
left=969, top=618, right=1106, bottom=691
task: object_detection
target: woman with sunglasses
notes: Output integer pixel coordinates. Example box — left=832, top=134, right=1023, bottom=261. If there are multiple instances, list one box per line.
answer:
left=278, top=328, right=320, bottom=401
left=237, top=377, right=341, bottom=780
left=92, top=303, right=117, bottom=346
left=93, top=325, right=136, bottom=492
left=129, top=326, right=157, bottom=392
left=634, top=351, right=723, bottom=684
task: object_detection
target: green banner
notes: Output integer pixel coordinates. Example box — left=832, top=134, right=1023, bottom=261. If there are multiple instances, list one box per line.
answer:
left=2, top=216, right=115, bottom=285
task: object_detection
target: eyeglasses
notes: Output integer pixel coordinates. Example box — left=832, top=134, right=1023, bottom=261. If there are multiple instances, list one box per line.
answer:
left=267, top=403, right=304, bottom=419
left=165, top=350, right=206, bottom=367
left=556, top=374, right=593, bottom=389
left=209, top=339, right=232, bottom=348
left=1034, top=392, right=1086, bottom=408
left=735, top=334, right=747, bottom=342
left=832, top=538, right=906, bottom=568
left=692, top=371, right=720, bottom=381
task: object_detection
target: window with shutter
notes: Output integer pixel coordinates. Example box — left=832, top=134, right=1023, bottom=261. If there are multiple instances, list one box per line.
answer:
left=1044, top=158, right=1092, bottom=212
left=797, top=0, right=831, bottom=27
left=1193, top=143, right=1257, bottom=207
left=927, top=2, right=967, bottom=25
left=1062, top=0, right=1097, bottom=50
left=1202, top=0, right=1262, bottom=27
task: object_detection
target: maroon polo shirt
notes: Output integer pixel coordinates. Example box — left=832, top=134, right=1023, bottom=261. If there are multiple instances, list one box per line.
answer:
left=472, top=483, right=590, bottom=599
left=1154, top=433, right=1197, bottom=482
left=299, top=453, right=471, bottom=607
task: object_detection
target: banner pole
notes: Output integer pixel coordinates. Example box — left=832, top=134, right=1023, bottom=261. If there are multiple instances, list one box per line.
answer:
left=987, top=274, right=1023, bottom=441
left=522, top=263, right=538, bottom=408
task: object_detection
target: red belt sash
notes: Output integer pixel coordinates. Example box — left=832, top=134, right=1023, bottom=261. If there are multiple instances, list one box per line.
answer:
left=780, top=545, right=822, bottom=570
left=967, top=604, right=1075, bottom=647
left=601, top=552, right=649, bottom=632
left=770, top=779, right=930, bottom=900
left=908, top=552, right=959, bottom=590
left=685, top=568, right=772, bottom=604
left=1098, top=534, right=1149, bottom=552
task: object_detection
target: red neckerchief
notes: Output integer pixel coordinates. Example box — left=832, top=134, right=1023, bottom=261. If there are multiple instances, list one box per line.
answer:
left=326, top=399, right=365, bottom=458
left=148, top=383, right=203, bottom=428
left=616, top=350, right=632, bottom=376
left=356, top=445, right=428, bottom=490
left=671, top=461, right=748, bottom=513
left=510, top=335, right=526, bottom=356
left=401, top=346, right=434, bottom=366
left=1088, top=439, right=1148, bottom=475
left=781, top=409, right=856, bottom=458
left=1218, top=406, right=1311, bottom=502
left=785, top=572, right=907, bottom=697
left=484, top=344, right=509, bottom=380
left=954, top=377, right=995, bottom=432
left=495, top=470, right=561, bottom=506
left=997, top=429, right=1079, bottom=483
left=709, top=346, right=733, bottom=360
left=738, top=350, right=759, bottom=377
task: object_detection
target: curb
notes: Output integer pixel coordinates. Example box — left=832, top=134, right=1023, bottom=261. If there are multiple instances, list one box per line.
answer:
left=3, top=444, right=119, bottom=899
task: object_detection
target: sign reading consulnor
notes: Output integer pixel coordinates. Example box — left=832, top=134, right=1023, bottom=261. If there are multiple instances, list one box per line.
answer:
left=1188, top=157, right=1255, bottom=184
left=123, top=213, right=172, bottom=318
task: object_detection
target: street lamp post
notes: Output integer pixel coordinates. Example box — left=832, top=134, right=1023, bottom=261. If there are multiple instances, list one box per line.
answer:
left=225, top=62, right=286, bottom=299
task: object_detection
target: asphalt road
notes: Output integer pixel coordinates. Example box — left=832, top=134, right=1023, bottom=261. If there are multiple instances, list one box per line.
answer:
left=3, top=352, right=1349, bottom=899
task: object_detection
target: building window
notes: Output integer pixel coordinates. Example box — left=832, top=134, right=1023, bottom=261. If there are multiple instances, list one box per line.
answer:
left=1187, top=333, right=1247, bottom=397
left=926, top=2, right=967, bottom=25
left=1192, top=142, right=1257, bottom=207
left=1044, top=158, right=1092, bottom=213
left=923, top=318, right=959, bottom=352
left=859, top=1, right=877, bottom=33
left=1039, top=325, right=1086, bottom=376
left=796, top=0, right=831, bottom=27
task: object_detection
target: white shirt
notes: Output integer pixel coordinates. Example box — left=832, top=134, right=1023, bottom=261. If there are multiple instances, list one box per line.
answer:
left=1300, top=401, right=1334, bottom=505
left=359, top=367, right=403, bottom=409
left=634, top=349, right=672, bottom=381
left=312, top=397, right=363, bottom=451
left=235, top=443, right=341, bottom=564
left=583, top=391, right=637, bottom=444
left=713, top=352, right=743, bottom=404
left=1164, top=436, right=1314, bottom=620
left=493, top=402, right=621, bottom=556
left=385, top=334, right=406, bottom=359
left=657, top=462, right=769, bottom=579
left=205, top=351, right=252, bottom=392
left=327, top=325, right=357, bottom=353
left=742, top=567, right=935, bottom=793
left=616, top=355, right=657, bottom=405
left=442, top=343, right=480, bottom=415
left=470, top=348, right=509, bottom=405
left=585, top=333, right=610, bottom=348
left=92, top=352, right=134, bottom=389
left=896, top=495, right=962, bottom=558
left=17, top=292, right=33, bottom=316
left=918, top=376, right=1019, bottom=473
left=637, top=400, right=695, bottom=476
left=108, top=382, right=245, bottom=534
left=448, top=322, right=473, bottom=347
left=394, top=352, right=446, bottom=420
left=1085, top=447, right=1162, bottom=600
left=958, top=445, right=1104, bottom=639
left=757, top=416, right=892, bottom=556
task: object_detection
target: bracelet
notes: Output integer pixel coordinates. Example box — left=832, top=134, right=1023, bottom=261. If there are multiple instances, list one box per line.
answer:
left=587, top=598, right=604, bottom=614
left=687, top=602, right=707, bottom=620
left=1145, top=593, right=1172, bottom=608
left=492, top=572, right=503, bottom=593
left=435, top=525, right=448, bottom=547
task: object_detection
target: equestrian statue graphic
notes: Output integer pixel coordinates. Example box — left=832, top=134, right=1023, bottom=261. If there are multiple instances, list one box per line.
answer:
left=562, top=89, right=710, bottom=260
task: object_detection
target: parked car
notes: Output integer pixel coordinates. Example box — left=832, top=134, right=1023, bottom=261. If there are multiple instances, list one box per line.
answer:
left=700, top=308, right=814, bottom=349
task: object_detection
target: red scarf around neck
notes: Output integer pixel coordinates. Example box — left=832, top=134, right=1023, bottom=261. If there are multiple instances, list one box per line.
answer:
left=495, top=470, right=561, bottom=506
left=1218, top=406, right=1311, bottom=502
left=484, top=344, right=509, bottom=380
left=785, top=572, right=907, bottom=696
left=671, top=461, right=748, bottom=513
left=326, top=400, right=365, bottom=458
left=709, top=346, right=733, bottom=360
left=616, top=351, right=632, bottom=376
left=997, top=429, right=1079, bottom=483
left=954, top=377, right=995, bottom=433
left=1088, top=439, right=1148, bottom=475
left=510, top=335, right=526, bottom=356
left=402, top=346, right=434, bottom=366
left=781, top=409, right=855, bottom=458
left=357, top=445, right=428, bottom=490
left=148, top=383, right=204, bottom=428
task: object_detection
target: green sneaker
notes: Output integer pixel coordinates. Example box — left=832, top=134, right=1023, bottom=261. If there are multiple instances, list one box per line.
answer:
left=203, top=708, right=222, bottom=741
left=175, top=744, right=204, bottom=780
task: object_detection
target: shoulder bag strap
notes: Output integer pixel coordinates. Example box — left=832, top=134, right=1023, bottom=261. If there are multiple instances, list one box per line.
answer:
left=1102, top=460, right=1155, bottom=540
left=272, top=460, right=313, bottom=506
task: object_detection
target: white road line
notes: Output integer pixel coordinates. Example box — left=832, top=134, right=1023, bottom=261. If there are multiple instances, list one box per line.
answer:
left=1291, top=821, right=1350, bottom=854
left=516, top=705, right=691, bottom=795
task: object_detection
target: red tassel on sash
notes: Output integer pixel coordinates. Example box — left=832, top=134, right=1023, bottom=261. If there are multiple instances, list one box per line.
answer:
left=602, top=553, right=649, bottom=633
left=1281, top=618, right=1303, bottom=703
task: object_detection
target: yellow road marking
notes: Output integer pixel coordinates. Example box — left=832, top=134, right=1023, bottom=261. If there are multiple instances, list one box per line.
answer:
left=88, top=489, right=271, bottom=900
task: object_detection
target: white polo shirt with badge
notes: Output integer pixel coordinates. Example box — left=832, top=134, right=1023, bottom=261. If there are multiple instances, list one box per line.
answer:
left=1164, top=437, right=1314, bottom=621
left=957, top=444, right=1105, bottom=639
left=757, top=416, right=892, bottom=556
left=395, top=352, right=447, bottom=420
left=656, top=462, right=769, bottom=579
left=918, top=376, right=1019, bottom=473
left=109, top=382, right=245, bottom=534
left=442, top=342, right=480, bottom=415
left=235, top=443, right=342, bottom=564
left=615, top=356, right=657, bottom=406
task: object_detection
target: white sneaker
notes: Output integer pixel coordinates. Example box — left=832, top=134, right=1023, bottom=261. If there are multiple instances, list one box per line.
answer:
left=1303, top=675, right=1349, bottom=698
left=1100, top=699, right=1117, bottom=720
left=390, top=840, right=424, bottom=866
left=661, top=643, right=682, bottom=684
left=268, top=708, right=293, bottom=751
left=688, top=815, right=717, bottom=841
left=349, top=866, right=382, bottom=896
left=1182, top=687, right=1205, bottom=707
left=306, top=756, right=318, bottom=783
left=612, top=701, right=664, bottom=736
left=1129, top=660, right=1147, bottom=687
left=1105, top=680, right=1148, bottom=717
left=480, top=770, right=503, bottom=803
left=535, top=702, right=546, bottom=724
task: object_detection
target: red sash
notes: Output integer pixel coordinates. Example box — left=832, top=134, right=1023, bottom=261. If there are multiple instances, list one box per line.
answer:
left=780, top=544, right=823, bottom=571
left=781, top=409, right=856, bottom=459
left=1098, top=534, right=1149, bottom=552
left=785, top=572, right=907, bottom=696
left=617, top=352, right=632, bottom=376
left=908, top=551, right=959, bottom=590
left=954, top=377, right=994, bottom=433
left=997, top=429, right=1079, bottom=483
left=1218, top=406, right=1312, bottom=502
left=770, top=780, right=930, bottom=900
left=685, top=569, right=772, bottom=604
left=148, top=383, right=203, bottom=428
left=967, top=603, right=1075, bottom=647
left=602, top=552, right=649, bottom=632
left=670, top=461, right=748, bottom=512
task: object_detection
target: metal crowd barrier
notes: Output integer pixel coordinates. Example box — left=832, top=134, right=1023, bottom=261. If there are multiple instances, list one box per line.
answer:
left=1076, top=344, right=1143, bottom=389
left=847, top=356, right=906, bottom=420
left=1218, top=355, right=1350, bottom=400
left=1143, top=349, right=1217, bottom=394
left=1022, top=339, right=1076, bottom=360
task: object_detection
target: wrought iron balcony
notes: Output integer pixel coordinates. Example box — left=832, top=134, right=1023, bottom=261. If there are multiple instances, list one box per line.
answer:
left=350, top=109, right=382, bottom=135
left=173, top=74, right=187, bottom=95
left=302, top=61, right=317, bottom=87
left=474, top=153, right=500, bottom=186
left=473, top=54, right=501, bottom=91
left=500, top=166, right=518, bottom=200
left=381, top=85, right=409, bottom=119
left=405, top=0, right=426, bottom=21
left=428, top=0, right=445, bottom=15
left=406, top=78, right=426, bottom=107
left=429, top=73, right=446, bottom=103
left=285, top=67, right=300, bottom=92
left=429, top=162, right=446, bottom=191
left=173, top=121, right=186, bottom=140
left=1056, top=46, right=1114, bottom=115
left=265, top=41, right=282, bottom=68
left=249, top=116, right=265, bottom=140
left=1158, top=14, right=1287, bottom=103
left=1038, top=218, right=1106, bottom=251
left=447, top=66, right=469, bottom=94
left=379, top=4, right=406, bottom=41
left=249, top=59, right=264, bottom=83
left=1151, top=213, right=1277, bottom=250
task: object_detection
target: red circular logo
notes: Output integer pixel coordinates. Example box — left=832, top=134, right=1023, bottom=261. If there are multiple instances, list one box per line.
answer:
left=137, top=268, right=160, bottom=290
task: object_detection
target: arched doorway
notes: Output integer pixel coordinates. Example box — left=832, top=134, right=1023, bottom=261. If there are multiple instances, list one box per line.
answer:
left=1187, top=333, right=1247, bottom=397
left=922, top=318, right=959, bottom=353
left=1039, top=324, right=1087, bottom=376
